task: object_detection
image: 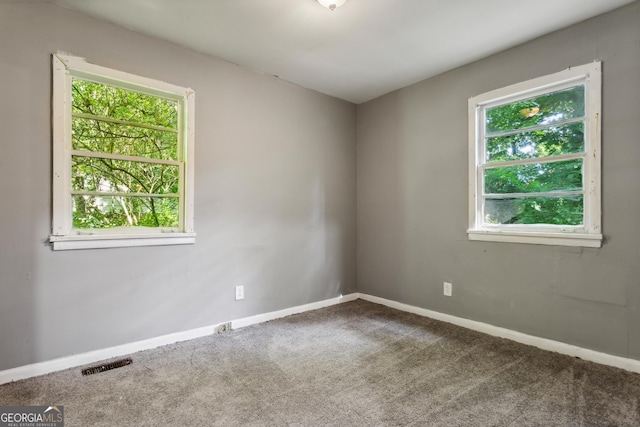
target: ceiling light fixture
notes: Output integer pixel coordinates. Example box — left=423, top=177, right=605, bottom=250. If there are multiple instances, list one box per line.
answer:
left=317, top=0, right=348, bottom=11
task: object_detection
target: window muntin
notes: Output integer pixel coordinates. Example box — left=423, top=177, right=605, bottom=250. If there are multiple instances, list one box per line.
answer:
left=51, top=54, right=195, bottom=250
left=468, top=63, right=601, bottom=247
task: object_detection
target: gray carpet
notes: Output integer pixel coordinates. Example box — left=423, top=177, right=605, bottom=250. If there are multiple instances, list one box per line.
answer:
left=1, top=300, right=640, bottom=426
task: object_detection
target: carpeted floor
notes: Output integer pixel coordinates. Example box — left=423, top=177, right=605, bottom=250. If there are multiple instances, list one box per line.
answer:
left=1, top=300, right=640, bottom=426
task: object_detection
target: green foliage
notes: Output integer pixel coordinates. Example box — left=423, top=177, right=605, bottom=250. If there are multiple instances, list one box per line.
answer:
left=486, top=122, right=584, bottom=162
left=485, top=196, right=583, bottom=226
left=72, top=80, right=178, bottom=129
left=71, top=79, right=181, bottom=229
left=486, top=85, right=584, bottom=134
left=72, top=117, right=177, bottom=160
left=482, top=85, right=586, bottom=226
left=484, top=159, right=582, bottom=194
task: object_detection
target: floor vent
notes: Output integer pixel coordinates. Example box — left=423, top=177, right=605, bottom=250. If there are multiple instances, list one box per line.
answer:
left=82, top=358, right=133, bottom=376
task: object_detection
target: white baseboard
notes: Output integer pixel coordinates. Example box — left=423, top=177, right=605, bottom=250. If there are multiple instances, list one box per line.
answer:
left=358, top=293, right=640, bottom=374
left=0, top=293, right=358, bottom=385
left=232, top=293, right=358, bottom=329
left=3, top=291, right=638, bottom=385
left=0, top=323, right=222, bottom=385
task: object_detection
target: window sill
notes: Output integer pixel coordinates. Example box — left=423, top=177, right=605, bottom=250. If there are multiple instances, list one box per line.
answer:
left=49, top=233, right=196, bottom=251
left=467, top=229, right=602, bottom=248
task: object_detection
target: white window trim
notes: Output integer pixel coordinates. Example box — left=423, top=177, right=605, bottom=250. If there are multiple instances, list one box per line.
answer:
left=468, top=62, right=602, bottom=248
left=51, top=54, right=196, bottom=250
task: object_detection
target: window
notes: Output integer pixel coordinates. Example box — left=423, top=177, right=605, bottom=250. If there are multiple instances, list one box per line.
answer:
left=468, top=62, right=601, bottom=247
left=51, top=54, right=195, bottom=250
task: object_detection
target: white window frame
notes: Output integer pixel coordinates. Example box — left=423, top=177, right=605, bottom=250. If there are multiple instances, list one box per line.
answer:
left=468, top=62, right=602, bottom=248
left=50, top=54, right=195, bottom=250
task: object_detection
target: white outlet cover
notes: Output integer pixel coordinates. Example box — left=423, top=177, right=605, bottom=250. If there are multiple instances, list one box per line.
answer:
left=235, top=285, right=244, bottom=300
left=443, top=282, right=452, bottom=297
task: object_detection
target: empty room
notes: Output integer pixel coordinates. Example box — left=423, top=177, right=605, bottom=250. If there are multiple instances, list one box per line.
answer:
left=1, top=0, right=639, bottom=425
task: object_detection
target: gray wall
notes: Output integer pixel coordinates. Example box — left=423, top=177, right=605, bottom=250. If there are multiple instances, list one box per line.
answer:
left=357, top=2, right=640, bottom=359
left=1, top=1, right=638, bottom=374
left=0, top=2, right=356, bottom=371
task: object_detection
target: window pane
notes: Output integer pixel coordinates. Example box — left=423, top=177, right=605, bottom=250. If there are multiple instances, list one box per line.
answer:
left=72, top=79, right=178, bottom=130
left=72, top=117, right=178, bottom=161
left=73, top=195, right=178, bottom=229
left=486, top=86, right=584, bottom=134
left=486, top=122, right=584, bottom=162
left=484, top=196, right=583, bottom=225
left=484, top=159, right=582, bottom=194
left=72, top=156, right=179, bottom=195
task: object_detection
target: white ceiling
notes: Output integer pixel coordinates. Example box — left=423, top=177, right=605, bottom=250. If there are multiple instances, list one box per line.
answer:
left=49, top=0, right=634, bottom=104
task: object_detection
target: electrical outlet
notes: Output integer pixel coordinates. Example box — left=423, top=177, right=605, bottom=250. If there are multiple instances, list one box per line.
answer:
left=443, top=282, right=453, bottom=297
left=217, top=322, right=232, bottom=334
left=235, top=285, right=244, bottom=300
